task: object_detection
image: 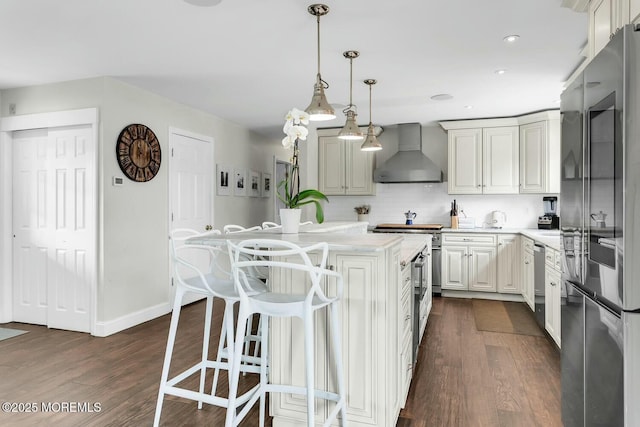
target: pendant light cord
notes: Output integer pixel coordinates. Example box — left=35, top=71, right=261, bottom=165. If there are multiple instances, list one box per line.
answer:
left=368, top=83, right=373, bottom=125
left=315, top=14, right=329, bottom=89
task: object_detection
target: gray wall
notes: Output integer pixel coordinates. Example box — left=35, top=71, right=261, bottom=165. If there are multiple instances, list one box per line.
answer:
left=0, top=77, right=290, bottom=329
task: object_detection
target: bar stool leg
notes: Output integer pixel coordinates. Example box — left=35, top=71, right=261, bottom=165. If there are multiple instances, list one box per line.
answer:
left=198, top=296, right=214, bottom=410
left=329, top=302, right=348, bottom=425
left=225, top=303, right=251, bottom=427
left=211, top=301, right=234, bottom=396
left=258, top=315, right=269, bottom=427
left=153, top=288, right=185, bottom=427
left=304, top=312, right=315, bottom=426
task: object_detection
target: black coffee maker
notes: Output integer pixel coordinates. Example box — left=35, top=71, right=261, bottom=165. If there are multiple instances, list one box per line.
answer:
left=538, top=196, right=559, bottom=229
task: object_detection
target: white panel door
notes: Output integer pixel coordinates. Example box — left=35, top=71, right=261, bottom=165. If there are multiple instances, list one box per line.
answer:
left=169, top=130, right=213, bottom=233
left=169, top=130, right=214, bottom=304
left=13, top=125, right=95, bottom=332
left=448, top=128, right=482, bottom=194
left=482, top=126, right=519, bottom=194
left=12, top=129, right=50, bottom=325
left=468, top=246, right=497, bottom=292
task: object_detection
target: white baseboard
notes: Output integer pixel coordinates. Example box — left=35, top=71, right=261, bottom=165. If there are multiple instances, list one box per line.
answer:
left=94, top=302, right=170, bottom=337
left=92, top=294, right=206, bottom=337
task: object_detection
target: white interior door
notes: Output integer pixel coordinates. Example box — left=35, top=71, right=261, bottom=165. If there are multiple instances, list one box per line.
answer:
left=12, top=125, right=95, bottom=332
left=169, top=130, right=213, bottom=233
left=169, top=129, right=214, bottom=304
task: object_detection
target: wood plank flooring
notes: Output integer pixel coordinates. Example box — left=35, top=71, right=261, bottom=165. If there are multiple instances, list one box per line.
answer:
left=0, top=297, right=560, bottom=426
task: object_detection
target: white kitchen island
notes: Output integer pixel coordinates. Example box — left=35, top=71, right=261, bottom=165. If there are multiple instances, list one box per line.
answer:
left=189, top=223, right=426, bottom=427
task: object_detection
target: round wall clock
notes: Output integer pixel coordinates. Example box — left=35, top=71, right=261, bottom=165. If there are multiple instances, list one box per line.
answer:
left=116, top=124, right=161, bottom=182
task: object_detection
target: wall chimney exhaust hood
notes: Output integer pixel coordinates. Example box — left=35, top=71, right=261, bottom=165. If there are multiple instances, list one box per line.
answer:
left=373, top=123, right=443, bottom=183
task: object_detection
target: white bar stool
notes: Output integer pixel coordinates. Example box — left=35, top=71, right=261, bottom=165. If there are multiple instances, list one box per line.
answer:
left=223, top=224, right=263, bottom=234
left=153, top=229, right=267, bottom=426
left=225, top=239, right=348, bottom=427
left=261, top=221, right=281, bottom=229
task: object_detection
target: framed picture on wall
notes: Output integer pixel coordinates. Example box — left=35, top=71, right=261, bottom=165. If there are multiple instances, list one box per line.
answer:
left=261, top=172, right=272, bottom=198
left=216, top=164, right=232, bottom=196
left=249, top=170, right=260, bottom=197
left=233, top=167, right=246, bottom=196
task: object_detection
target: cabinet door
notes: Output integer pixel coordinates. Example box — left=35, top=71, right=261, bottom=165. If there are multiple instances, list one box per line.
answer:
left=346, top=139, right=375, bottom=195
left=318, top=137, right=346, bottom=195
left=589, top=0, right=614, bottom=58
left=448, top=129, right=482, bottom=194
left=497, top=234, right=520, bottom=293
left=442, top=245, right=468, bottom=290
left=520, top=121, right=547, bottom=193
left=523, top=251, right=535, bottom=311
left=482, top=127, right=520, bottom=194
left=269, top=253, right=327, bottom=422
left=545, top=265, right=562, bottom=346
left=468, top=246, right=497, bottom=292
left=632, top=0, right=640, bottom=24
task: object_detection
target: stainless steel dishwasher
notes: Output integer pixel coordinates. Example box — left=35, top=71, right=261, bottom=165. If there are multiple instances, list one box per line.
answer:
left=533, top=243, right=546, bottom=329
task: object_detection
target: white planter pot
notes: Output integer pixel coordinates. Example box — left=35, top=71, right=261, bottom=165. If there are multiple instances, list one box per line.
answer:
left=357, top=213, right=369, bottom=223
left=280, top=208, right=302, bottom=234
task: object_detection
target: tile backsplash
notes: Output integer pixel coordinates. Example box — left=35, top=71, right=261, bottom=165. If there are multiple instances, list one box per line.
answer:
left=323, top=182, right=555, bottom=229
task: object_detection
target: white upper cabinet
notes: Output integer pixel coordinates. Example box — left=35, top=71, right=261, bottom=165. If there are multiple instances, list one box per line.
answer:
left=586, top=0, right=640, bottom=61
left=445, top=126, right=519, bottom=195
left=482, top=127, right=520, bottom=194
left=519, top=113, right=560, bottom=194
left=589, top=0, right=615, bottom=58
left=632, top=0, right=640, bottom=23
left=318, top=129, right=375, bottom=196
left=447, top=128, right=482, bottom=194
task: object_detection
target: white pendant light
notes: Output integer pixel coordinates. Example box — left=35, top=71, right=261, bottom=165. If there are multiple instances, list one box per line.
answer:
left=361, top=79, right=382, bottom=151
left=338, top=50, right=364, bottom=140
left=305, top=4, right=336, bottom=121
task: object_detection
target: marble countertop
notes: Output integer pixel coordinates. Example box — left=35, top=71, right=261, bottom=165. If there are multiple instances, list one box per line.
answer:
left=397, top=234, right=432, bottom=266
left=190, top=228, right=403, bottom=253
left=440, top=227, right=561, bottom=251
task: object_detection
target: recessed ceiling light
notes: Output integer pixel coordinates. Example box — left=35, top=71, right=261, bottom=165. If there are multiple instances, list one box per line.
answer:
left=503, top=35, right=520, bottom=43
left=494, top=69, right=507, bottom=75
left=430, top=94, right=453, bottom=101
left=464, top=105, right=473, bottom=109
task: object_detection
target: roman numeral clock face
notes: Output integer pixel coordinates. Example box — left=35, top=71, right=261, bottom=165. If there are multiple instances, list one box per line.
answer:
left=116, top=124, right=161, bottom=182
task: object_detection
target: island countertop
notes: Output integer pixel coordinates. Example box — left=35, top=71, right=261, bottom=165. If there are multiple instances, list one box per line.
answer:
left=190, top=224, right=403, bottom=252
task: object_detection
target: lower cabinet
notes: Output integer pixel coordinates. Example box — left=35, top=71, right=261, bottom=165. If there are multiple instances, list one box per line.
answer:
left=521, top=237, right=535, bottom=311
left=545, top=251, right=562, bottom=348
left=442, top=234, right=497, bottom=292
left=497, top=234, right=521, bottom=293
left=269, top=244, right=407, bottom=427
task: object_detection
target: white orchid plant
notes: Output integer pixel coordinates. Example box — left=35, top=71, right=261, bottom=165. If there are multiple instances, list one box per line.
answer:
left=278, top=108, right=329, bottom=223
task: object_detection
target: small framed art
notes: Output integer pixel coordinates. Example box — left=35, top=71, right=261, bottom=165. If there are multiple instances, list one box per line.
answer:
left=249, top=170, right=260, bottom=197
left=261, top=172, right=272, bottom=198
left=216, top=164, right=231, bottom=196
left=234, top=167, right=246, bottom=196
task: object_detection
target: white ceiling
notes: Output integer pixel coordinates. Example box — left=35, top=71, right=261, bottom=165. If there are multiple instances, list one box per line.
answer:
left=0, top=0, right=587, bottom=139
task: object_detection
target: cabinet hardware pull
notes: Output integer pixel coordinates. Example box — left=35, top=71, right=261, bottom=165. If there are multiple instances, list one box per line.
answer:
left=405, top=315, right=411, bottom=321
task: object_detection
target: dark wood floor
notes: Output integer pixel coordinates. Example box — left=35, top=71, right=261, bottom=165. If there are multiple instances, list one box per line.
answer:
left=0, top=297, right=560, bottom=426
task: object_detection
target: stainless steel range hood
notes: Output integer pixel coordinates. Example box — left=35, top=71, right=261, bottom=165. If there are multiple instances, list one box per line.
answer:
left=373, top=123, right=443, bottom=183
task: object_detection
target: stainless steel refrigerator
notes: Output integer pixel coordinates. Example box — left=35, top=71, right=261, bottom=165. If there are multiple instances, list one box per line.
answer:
left=560, top=24, right=640, bottom=427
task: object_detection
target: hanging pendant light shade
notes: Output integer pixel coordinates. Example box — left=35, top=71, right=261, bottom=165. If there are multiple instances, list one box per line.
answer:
left=361, top=79, right=382, bottom=151
left=305, top=4, right=335, bottom=121
left=338, top=50, right=364, bottom=140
